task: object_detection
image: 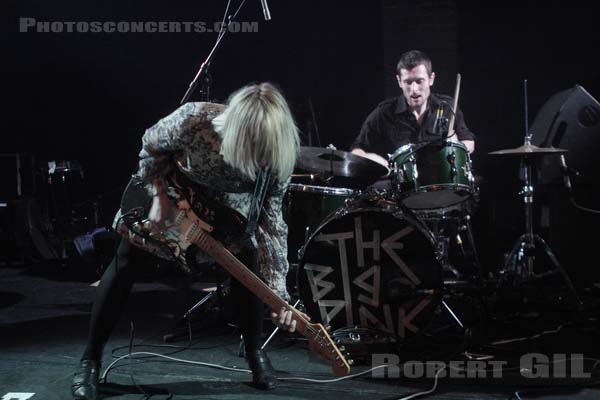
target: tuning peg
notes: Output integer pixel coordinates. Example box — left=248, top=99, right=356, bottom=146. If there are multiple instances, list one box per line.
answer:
left=348, top=359, right=354, bottom=366
left=338, top=346, right=346, bottom=352
left=143, top=220, right=153, bottom=231
left=335, top=339, right=341, bottom=344
left=325, top=325, right=332, bottom=332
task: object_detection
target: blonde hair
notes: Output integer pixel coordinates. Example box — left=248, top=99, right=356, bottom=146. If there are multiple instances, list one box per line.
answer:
left=213, top=82, right=300, bottom=183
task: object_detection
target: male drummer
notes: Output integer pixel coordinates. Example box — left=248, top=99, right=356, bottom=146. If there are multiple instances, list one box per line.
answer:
left=351, top=50, right=475, bottom=167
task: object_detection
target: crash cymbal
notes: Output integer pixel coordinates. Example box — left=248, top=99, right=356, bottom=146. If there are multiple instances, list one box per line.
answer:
left=295, top=146, right=388, bottom=187
left=489, top=144, right=568, bottom=156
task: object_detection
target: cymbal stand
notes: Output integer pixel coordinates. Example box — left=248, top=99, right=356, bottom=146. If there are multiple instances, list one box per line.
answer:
left=502, top=136, right=582, bottom=307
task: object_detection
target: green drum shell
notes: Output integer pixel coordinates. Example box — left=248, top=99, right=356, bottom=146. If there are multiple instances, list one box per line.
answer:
left=389, top=142, right=474, bottom=209
left=284, top=183, right=354, bottom=263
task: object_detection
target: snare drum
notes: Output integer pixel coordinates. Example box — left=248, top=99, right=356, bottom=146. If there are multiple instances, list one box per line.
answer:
left=284, top=183, right=354, bottom=263
left=389, top=142, right=474, bottom=209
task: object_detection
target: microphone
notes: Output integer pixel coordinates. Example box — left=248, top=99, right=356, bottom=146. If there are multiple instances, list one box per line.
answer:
left=432, top=106, right=443, bottom=135
left=433, top=104, right=450, bottom=142
left=559, top=154, right=572, bottom=192
left=260, top=0, right=272, bottom=20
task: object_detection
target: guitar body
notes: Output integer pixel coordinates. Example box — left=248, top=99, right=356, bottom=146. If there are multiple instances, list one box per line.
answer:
left=117, top=170, right=247, bottom=274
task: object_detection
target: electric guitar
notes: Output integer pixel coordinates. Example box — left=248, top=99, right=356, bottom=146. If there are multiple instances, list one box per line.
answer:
left=116, top=172, right=352, bottom=376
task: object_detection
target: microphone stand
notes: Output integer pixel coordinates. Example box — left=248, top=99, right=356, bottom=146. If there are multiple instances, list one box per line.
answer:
left=180, top=0, right=247, bottom=104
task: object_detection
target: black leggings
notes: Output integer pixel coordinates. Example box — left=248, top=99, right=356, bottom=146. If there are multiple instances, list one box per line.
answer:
left=82, top=239, right=264, bottom=363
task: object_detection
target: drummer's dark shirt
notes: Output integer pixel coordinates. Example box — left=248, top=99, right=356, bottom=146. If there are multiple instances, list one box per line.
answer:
left=351, top=94, right=476, bottom=158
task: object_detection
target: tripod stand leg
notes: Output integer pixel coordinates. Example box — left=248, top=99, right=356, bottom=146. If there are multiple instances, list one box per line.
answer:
left=442, top=300, right=465, bottom=328
left=463, top=215, right=482, bottom=272
left=261, top=299, right=302, bottom=351
left=182, top=291, right=216, bottom=319
left=163, top=289, right=220, bottom=343
left=238, top=299, right=303, bottom=356
left=533, top=235, right=583, bottom=307
left=503, top=234, right=527, bottom=272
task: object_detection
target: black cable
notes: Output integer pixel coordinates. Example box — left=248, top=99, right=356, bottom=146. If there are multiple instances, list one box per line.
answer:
left=558, top=157, right=600, bottom=214
left=570, top=196, right=600, bottom=214
left=509, top=375, right=600, bottom=400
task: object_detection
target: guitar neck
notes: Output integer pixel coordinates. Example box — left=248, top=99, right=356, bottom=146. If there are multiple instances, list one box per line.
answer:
left=191, top=230, right=308, bottom=329
left=184, top=212, right=350, bottom=376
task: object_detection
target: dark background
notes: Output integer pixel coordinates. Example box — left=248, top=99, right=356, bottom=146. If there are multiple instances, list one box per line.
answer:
left=3, top=1, right=600, bottom=284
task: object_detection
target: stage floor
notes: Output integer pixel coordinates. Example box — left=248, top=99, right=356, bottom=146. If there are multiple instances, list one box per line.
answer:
left=1, top=260, right=599, bottom=400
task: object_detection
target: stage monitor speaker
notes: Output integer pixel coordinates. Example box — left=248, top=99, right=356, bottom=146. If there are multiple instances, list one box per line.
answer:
left=530, top=85, right=600, bottom=185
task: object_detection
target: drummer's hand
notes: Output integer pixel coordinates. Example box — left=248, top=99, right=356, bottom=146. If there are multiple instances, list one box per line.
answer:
left=270, top=307, right=310, bottom=333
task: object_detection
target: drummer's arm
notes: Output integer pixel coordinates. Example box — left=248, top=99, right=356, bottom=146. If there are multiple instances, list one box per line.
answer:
left=351, top=148, right=389, bottom=168
left=453, top=107, right=475, bottom=153
left=461, top=140, right=475, bottom=153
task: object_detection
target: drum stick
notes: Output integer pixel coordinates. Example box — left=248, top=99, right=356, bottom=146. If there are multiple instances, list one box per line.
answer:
left=447, top=73, right=461, bottom=140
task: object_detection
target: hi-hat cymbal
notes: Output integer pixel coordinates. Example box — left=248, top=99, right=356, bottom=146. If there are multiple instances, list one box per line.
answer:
left=488, top=144, right=568, bottom=156
left=295, top=146, right=388, bottom=186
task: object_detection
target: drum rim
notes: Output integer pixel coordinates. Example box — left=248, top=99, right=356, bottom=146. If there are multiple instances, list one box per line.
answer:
left=395, top=184, right=473, bottom=208
left=389, top=140, right=469, bottom=161
left=399, top=183, right=474, bottom=195
left=288, top=183, right=355, bottom=196
left=298, top=202, right=437, bottom=261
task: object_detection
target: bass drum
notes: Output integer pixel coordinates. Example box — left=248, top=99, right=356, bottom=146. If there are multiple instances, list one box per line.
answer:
left=298, top=194, right=442, bottom=347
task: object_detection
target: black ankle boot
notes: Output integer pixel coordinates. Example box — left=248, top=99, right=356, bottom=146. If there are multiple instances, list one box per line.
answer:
left=245, top=350, right=277, bottom=390
left=71, top=359, right=99, bottom=400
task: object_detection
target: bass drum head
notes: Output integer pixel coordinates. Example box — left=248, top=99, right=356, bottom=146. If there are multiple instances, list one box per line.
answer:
left=298, top=206, right=442, bottom=344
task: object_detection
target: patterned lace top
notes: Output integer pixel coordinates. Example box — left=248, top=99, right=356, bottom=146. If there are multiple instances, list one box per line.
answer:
left=138, top=102, right=291, bottom=301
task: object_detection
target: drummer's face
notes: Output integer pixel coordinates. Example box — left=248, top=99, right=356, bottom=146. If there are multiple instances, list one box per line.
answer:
left=397, top=64, right=435, bottom=111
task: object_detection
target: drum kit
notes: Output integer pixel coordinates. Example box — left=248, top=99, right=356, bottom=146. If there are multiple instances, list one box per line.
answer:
left=284, top=138, right=578, bottom=362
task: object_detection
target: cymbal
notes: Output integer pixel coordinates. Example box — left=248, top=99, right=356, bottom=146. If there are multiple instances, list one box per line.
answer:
left=488, top=144, right=568, bottom=156
left=295, top=147, right=388, bottom=186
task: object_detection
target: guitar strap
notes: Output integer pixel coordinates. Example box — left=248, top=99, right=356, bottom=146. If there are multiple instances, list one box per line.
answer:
left=244, top=166, right=273, bottom=238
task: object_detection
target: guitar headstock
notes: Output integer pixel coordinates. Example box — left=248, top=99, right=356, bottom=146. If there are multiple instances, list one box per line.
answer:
left=305, top=322, right=352, bottom=376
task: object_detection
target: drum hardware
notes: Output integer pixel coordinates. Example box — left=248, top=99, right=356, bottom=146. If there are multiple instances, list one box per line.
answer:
left=322, top=288, right=471, bottom=365
left=437, top=237, right=461, bottom=279
left=295, top=146, right=389, bottom=189
left=489, top=137, right=582, bottom=308
left=447, top=151, right=457, bottom=180
left=488, top=143, right=570, bottom=156
left=260, top=299, right=303, bottom=351
left=413, top=202, right=482, bottom=283
left=163, top=263, right=234, bottom=343
left=291, top=172, right=328, bottom=185
left=441, top=298, right=465, bottom=328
